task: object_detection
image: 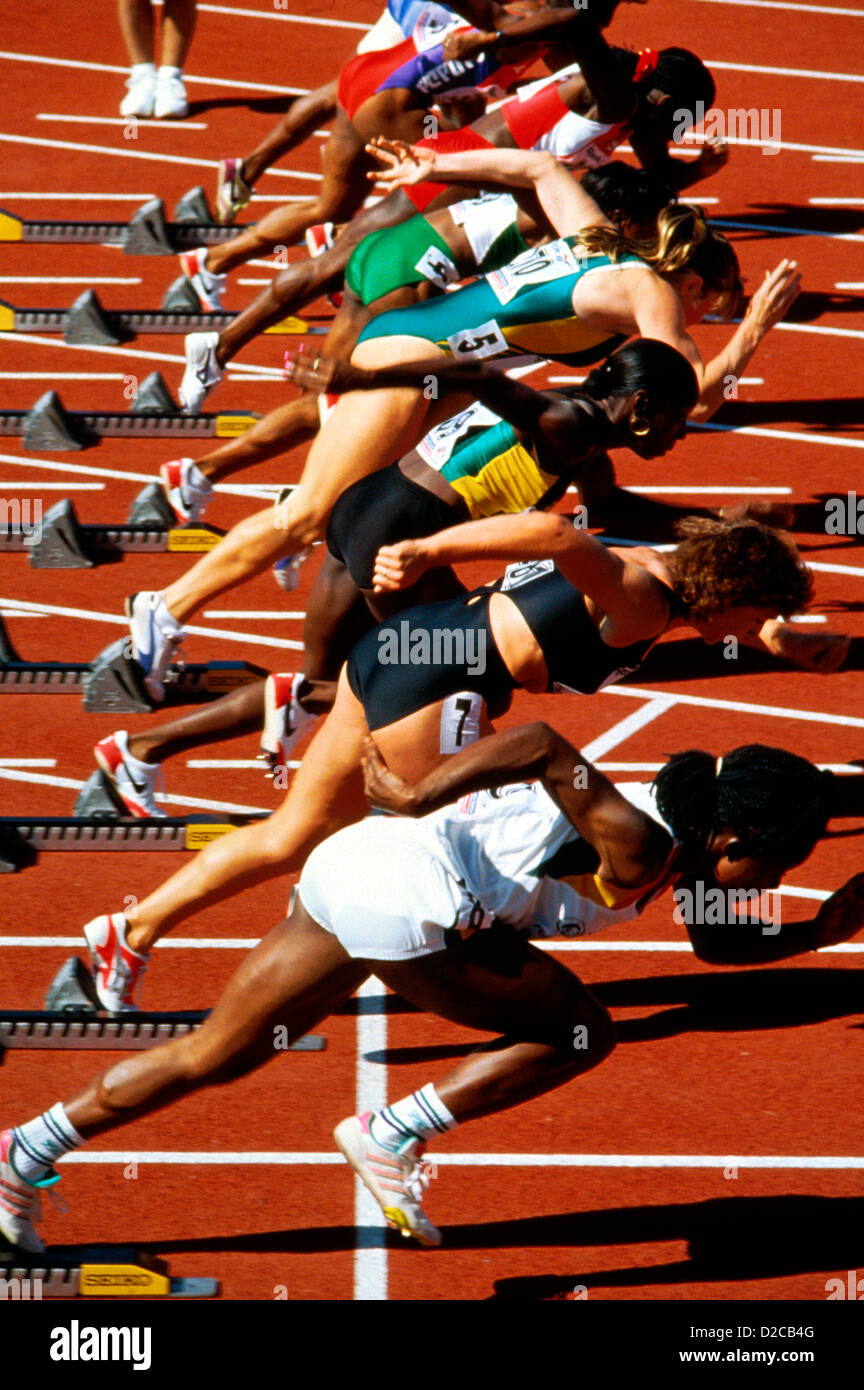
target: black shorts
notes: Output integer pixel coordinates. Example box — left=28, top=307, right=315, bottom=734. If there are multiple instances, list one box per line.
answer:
left=346, top=587, right=516, bottom=732
left=326, top=463, right=462, bottom=589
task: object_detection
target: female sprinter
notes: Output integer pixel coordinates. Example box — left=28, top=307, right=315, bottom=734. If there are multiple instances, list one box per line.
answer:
left=83, top=515, right=816, bottom=1012
left=180, top=30, right=721, bottom=405
left=161, top=161, right=676, bottom=523
left=127, top=171, right=794, bottom=698
left=4, top=723, right=862, bottom=1250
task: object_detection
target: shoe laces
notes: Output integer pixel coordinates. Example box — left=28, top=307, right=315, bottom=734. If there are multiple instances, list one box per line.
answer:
left=403, top=1155, right=432, bottom=1206
left=159, top=632, right=187, bottom=687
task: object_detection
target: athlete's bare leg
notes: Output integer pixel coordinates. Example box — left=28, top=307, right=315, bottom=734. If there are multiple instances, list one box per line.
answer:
left=239, top=81, right=338, bottom=190
left=126, top=679, right=267, bottom=765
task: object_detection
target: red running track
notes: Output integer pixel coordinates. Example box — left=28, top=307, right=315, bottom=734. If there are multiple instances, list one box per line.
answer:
left=0, top=0, right=862, bottom=1302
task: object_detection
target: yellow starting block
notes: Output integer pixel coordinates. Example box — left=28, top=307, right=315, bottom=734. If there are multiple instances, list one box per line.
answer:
left=0, top=1246, right=217, bottom=1298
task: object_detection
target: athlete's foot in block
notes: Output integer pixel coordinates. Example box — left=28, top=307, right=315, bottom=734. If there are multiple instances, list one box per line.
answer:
left=258, top=672, right=317, bottom=775
left=160, top=458, right=214, bottom=524
left=180, top=332, right=224, bottom=414
left=179, top=248, right=228, bottom=312
left=216, top=157, right=252, bottom=224
left=83, top=913, right=150, bottom=1013
left=333, top=1113, right=441, bottom=1247
left=125, top=591, right=186, bottom=703
left=0, top=1131, right=52, bottom=1253
left=94, top=730, right=167, bottom=819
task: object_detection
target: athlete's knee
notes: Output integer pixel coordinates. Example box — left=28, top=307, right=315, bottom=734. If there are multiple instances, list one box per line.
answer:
left=272, top=490, right=329, bottom=547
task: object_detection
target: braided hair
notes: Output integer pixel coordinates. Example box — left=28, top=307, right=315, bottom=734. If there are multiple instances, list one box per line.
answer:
left=653, top=745, right=833, bottom=865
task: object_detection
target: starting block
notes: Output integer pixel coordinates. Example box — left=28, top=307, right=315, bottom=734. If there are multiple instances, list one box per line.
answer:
left=0, top=491, right=224, bottom=568
left=0, top=289, right=329, bottom=346
left=0, top=613, right=267, bottom=708
left=0, top=186, right=239, bottom=253
left=0, top=955, right=325, bottom=1052
left=0, top=1243, right=218, bottom=1297
left=0, top=374, right=259, bottom=451
left=0, top=807, right=265, bottom=873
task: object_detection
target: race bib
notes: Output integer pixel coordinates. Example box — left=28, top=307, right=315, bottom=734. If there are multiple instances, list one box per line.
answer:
left=440, top=691, right=483, bottom=754
left=416, top=401, right=501, bottom=469
left=414, top=244, right=459, bottom=290
left=446, top=318, right=508, bottom=359
left=500, top=559, right=555, bottom=591
left=486, top=239, right=582, bottom=306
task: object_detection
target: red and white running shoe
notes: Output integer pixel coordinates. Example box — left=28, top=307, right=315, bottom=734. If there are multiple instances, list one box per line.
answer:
left=0, top=1130, right=57, bottom=1253
left=259, top=672, right=316, bottom=774
left=333, top=1112, right=441, bottom=1247
left=179, top=247, right=228, bottom=312
left=159, top=458, right=214, bottom=524
left=83, top=913, right=149, bottom=1013
left=94, top=731, right=166, bottom=820
left=304, top=222, right=335, bottom=258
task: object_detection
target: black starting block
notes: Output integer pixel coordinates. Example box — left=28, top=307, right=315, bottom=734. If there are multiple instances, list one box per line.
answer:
left=0, top=1242, right=218, bottom=1297
left=0, top=955, right=325, bottom=1054
left=0, top=613, right=267, bottom=708
left=0, top=490, right=224, bottom=568
left=0, top=185, right=239, bottom=253
left=0, top=288, right=326, bottom=346
left=0, top=373, right=259, bottom=451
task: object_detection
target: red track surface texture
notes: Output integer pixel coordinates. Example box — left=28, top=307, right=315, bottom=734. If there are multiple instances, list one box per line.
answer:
left=0, top=0, right=862, bottom=1303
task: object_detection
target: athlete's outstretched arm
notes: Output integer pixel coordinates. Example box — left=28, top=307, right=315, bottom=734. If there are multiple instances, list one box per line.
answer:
left=368, top=140, right=611, bottom=237
left=362, top=721, right=671, bottom=887
left=284, top=349, right=593, bottom=445
left=686, top=871, right=864, bottom=964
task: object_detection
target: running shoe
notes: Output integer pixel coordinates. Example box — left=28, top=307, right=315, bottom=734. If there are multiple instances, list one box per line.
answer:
left=154, top=66, right=189, bottom=119
left=94, top=731, right=166, bottom=820
left=318, top=392, right=340, bottom=427
left=304, top=222, right=335, bottom=258
left=159, top=458, right=214, bottom=524
left=0, top=1130, right=58, bottom=1253
left=83, top=913, right=149, bottom=1014
left=216, top=157, right=252, bottom=224
left=259, top=672, right=316, bottom=772
left=120, top=63, right=157, bottom=118
left=179, top=247, right=228, bottom=312
left=179, top=332, right=223, bottom=414
left=333, top=1112, right=441, bottom=1247
left=272, top=546, right=312, bottom=592
left=124, top=590, right=186, bottom=703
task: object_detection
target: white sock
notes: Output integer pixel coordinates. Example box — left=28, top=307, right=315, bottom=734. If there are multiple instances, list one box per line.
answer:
left=117, top=731, right=158, bottom=777
left=130, top=62, right=156, bottom=77
left=12, top=1104, right=84, bottom=1182
left=369, top=1084, right=457, bottom=1153
left=158, top=65, right=183, bottom=79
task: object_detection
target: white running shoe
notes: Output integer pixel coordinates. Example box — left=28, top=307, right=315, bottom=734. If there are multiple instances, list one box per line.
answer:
left=94, top=731, right=166, bottom=820
left=124, top=590, right=185, bottom=703
left=272, top=546, right=313, bottom=592
left=180, top=332, right=223, bottom=414
left=159, top=457, right=214, bottom=524
left=83, top=913, right=149, bottom=1013
left=154, top=66, right=188, bottom=119
left=120, top=63, right=156, bottom=118
left=179, top=247, right=228, bottom=312
left=259, top=672, right=316, bottom=774
left=0, top=1130, right=57, bottom=1253
left=333, top=1113, right=441, bottom=1247
left=216, top=157, right=252, bottom=224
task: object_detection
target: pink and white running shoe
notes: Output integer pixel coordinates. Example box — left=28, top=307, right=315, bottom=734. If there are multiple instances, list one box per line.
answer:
left=179, top=247, right=228, bottom=312
left=159, top=458, right=214, bottom=524
left=94, top=731, right=166, bottom=820
left=83, top=913, right=149, bottom=1013
left=304, top=222, right=335, bottom=258
left=258, top=672, right=316, bottom=774
left=0, top=1130, right=56, bottom=1253
left=333, top=1112, right=441, bottom=1246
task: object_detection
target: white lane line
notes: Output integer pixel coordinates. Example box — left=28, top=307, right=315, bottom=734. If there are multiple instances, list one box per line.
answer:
left=603, top=683, right=864, bottom=728
left=776, top=321, right=864, bottom=341
left=203, top=610, right=304, bottom=620
left=581, top=697, right=673, bottom=761
left=0, top=192, right=158, bottom=200
left=198, top=2, right=369, bottom=30
left=0, top=758, right=56, bottom=766
left=186, top=759, right=299, bottom=770
left=813, top=154, right=864, bottom=162
left=0, top=451, right=283, bottom=503
left=0, top=481, right=104, bottom=489
left=0, top=595, right=303, bottom=651
left=0, top=372, right=127, bottom=380
left=354, top=979, right=389, bottom=1302
left=836, top=281, right=864, bottom=288
left=0, top=277, right=141, bottom=285
left=707, top=58, right=864, bottom=82
left=625, top=485, right=791, bottom=495
left=56, top=1151, right=864, bottom=1169
left=593, top=761, right=862, bottom=773
left=690, top=0, right=864, bottom=14
left=809, top=559, right=864, bottom=576
left=4, top=935, right=861, bottom=953
left=810, top=196, right=864, bottom=204
left=0, top=765, right=269, bottom=817
left=0, top=133, right=322, bottom=180
left=0, top=330, right=286, bottom=376
left=0, top=50, right=310, bottom=97
left=691, top=421, right=864, bottom=449
left=38, top=114, right=208, bottom=130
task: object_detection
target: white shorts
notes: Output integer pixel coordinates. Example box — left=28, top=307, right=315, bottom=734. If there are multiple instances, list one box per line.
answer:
left=298, top=816, right=485, bottom=960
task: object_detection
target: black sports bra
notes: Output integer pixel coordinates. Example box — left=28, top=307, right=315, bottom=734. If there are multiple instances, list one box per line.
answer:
left=491, top=559, right=682, bottom=694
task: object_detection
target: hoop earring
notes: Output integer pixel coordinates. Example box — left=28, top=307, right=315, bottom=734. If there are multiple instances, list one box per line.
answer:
left=631, top=421, right=651, bottom=437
